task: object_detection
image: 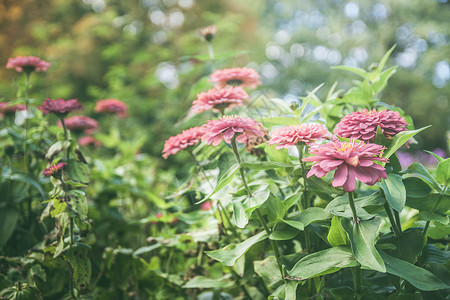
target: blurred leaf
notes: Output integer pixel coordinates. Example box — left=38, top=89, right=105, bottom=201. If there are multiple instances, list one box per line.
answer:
left=198, top=164, right=238, bottom=204
left=45, top=140, right=70, bottom=161
left=241, top=161, right=293, bottom=171
left=9, top=173, right=45, bottom=200
left=424, top=150, right=444, bottom=163
left=0, top=206, right=19, bottom=248
left=332, top=65, right=368, bottom=79
left=436, top=158, right=450, bottom=186
left=183, top=275, right=233, bottom=289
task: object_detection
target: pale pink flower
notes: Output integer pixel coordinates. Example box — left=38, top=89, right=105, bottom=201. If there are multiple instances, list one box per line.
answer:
left=39, top=98, right=83, bottom=117
left=268, top=124, right=330, bottom=149
left=190, top=87, right=249, bottom=114
left=162, top=126, right=205, bottom=159
left=200, top=201, right=212, bottom=210
left=303, top=140, right=388, bottom=192
left=60, top=116, right=98, bottom=134
left=6, top=56, right=50, bottom=72
left=210, top=67, right=261, bottom=89
left=95, top=99, right=128, bottom=118
left=78, top=136, right=102, bottom=147
left=202, top=115, right=264, bottom=146
left=334, top=109, right=408, bottom=142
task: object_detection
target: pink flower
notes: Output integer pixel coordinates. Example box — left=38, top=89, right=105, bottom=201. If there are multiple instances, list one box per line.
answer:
left=43, top=162, right=67, bottom=177
left=6, top=56, right=50, bottom=72
left=39, top=98, right=83, bottom=117
left=200, top=201, right=212, bottom=210
left=303, top=140, right=388, bottom=192
left=95, top=99, right=128, bottom=118
left=210, top=67, right=261, bottom=89
left=202, top=115, right=264, bottom=146
left=198, top=25, right=217, bottom=42
left=190, top=87, right=249, bottom=114
left=268, top=124, right=330, bottom=149
left=60, top=116, right=98, bottom=134
left=334, top=109, right=408, bottom=142
left=78, top=136, right=102, bottom=147
left=162, top=126, right=205, bottom=159
left=0, top=102, right=26, bottom=116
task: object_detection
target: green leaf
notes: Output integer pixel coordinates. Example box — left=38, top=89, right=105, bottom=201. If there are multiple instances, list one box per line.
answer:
left=232, top=196, right=248, bottom=228
left=64, top=159, right=89, bottom=184
left=374, top=125, right=389, bottom=146
left=133, top=243, right=162, bottom=256
left=436, top=158, right=450, bottom=186
left=406, top=193, right=449, bottom=213
left=50, top=199, right=67, bottom=217
left=183, top=275, right=233, bottom=289
left=288, top=246, right=359, bottom=280
left=270, top=223, right=300, bottom=240
left=327, top=216, right=349, bottom=246
left=240, top=161, right=293, bottom=171
left=206, top=231, right=268, bottom=266
left=380, top=251, right=449, bottom=291
left=243, top=190, right=271, bottom=219
left=420, top=244, right=450, bottom=265
left=402, top=163, right=442, bottom=192
left=341, top=217, right=386, bottom=272
left=283, top=192, right=302, bottom=212
left=198, top=164, right=239, bottom=203
left=9, top=173, right=46, bottom=200
left=266, top=193, right=285, bottom=225
left=45, top=140, right=70, bottom=161
left=371, top=66, right=397, bottom=94
left=378, top=174, right=406, bottom=212
left=260, top=117, right=300, bottom=127
left=376, top=45, right=396, bottom=75
left=384, top=126, right=431, bottom=160
left=63, top=244, right=91, bottom=291
left=424, top=150, right=444, bottom=163
left=0, top=206, right=19, bottom=247
left=254, top=256, right=283, bottom=289
left=418, top=211, right=448, bottom=225
left=282, top=207, right=331, bottom=231
left=403, top=177, right=432, bottom=198
left=332, top=65, right=369, bottom=79
left=67, top=190, right=88, bottom=221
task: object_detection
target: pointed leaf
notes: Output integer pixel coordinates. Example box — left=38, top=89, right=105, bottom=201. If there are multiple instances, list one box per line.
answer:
left=254, top=256, right=283, bottom=288
left=332, top=65, right=369, bottom=79
left=0, top=207, right=19, bottom=247
left=183, top=275, right=233, bottom=289
left=206, top=231, right=268, bottom=266
left=378, top=174, right=406, bottom=212
left=232, top=196, right=248, bottom=228
left=436, top=158, right=450, bottom=186
left=63, top=244, right=91, bottom=291
left=341, top=217, right=386, bottom=272
left=198, top=164, right=239, bottom=203
left=384, top=126, right=431, bottom=160
left=380, top=251, right=449, bottom=291
left=402, top=163, right=442, bottom=192
left=327, top=216, right=349, bottom=246
left=241, top=161, right=293, bottom=171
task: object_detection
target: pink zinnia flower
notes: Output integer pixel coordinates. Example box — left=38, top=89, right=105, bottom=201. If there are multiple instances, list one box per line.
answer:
left=78, top=136, right=102, bottom=147
left=268, top=124, right=330, bottom=149
left=303, top=140, right=388, bottom=192
left=334, top=109, right=408, bottom=142
left=200, top=201, right=212, bottom=210
left=210, top=67, right=261, bottom=89
left=39, top=98, right=83, bottom=117
left=95, top=99, right=128, bottom=118
left=43, top=162, right=67, bottom=177
left=162, top=126, right=205, bottom=159
left=201, top=115, right=264, bottom=146
left=0, top=102, right=26, bottom=116
left=190, top=87, right=249, bottom=114
left=6, top=56, right=50, bottom=73
left=60, top=116, right=98, bottom=134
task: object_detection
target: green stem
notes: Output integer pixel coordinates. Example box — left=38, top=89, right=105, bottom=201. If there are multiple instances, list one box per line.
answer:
left=348, top=192, right=358, bottom=222
left=207, top=42, right=216, bottom=70
left=230, top=269, right=252, bottom=299
left=24, top=73, right=31, bottom=172
left=352, top=266, right=362, bottom=298
left=393, top=210, right=402, bottom=234
left=383, top=202, right=401, bottom=237
left=69, top=216, right=74, bottom=247
left=296, top=144, right=309, bottom=209
left=231, top=139, right=252, bottom=196
left=60, top=117, right=70, bottom=161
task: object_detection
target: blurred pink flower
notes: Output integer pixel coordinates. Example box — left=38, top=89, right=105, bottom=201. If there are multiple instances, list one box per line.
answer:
left=162, top=126, right=205, bottom=159
left=198, top=25, right=217, bottom=42
left=334, top=109, right=408, bottom=142
left=39, top=98, right=82, bottom=117
left=60, top=116, right=98, bottom=133
left=268, top=123, right=330, bottom=149
left=0, top=102, right=26, bottom=116
left=190, top=87, right=249, bottom=114
left=202, top=115, right=264, bottom=146
left=210, top=67, right=261, bottom=89
left=95, top=99, right=128, bottom=118
left=6, top=56, right=50, bottom=72
left=303, top=140, right=388, bottom=192
left=43, top=162, right=66, bottom=177
left=200, top=201, right=212, bottom=210
left=78, top=136, right=102, bottom=147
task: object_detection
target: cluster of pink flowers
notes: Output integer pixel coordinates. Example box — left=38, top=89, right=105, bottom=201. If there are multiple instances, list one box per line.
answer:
left=6, top=56, right=50, bottom=73
left=39, top=98, right=83, bottom=117
left=304, top=140, right=388, bottom=192
left=190, top=87, right=249, bottom=114
left=162, top=126, right=205, bottom=159
left=334, top=109, right=408, bottom=142
left=210, top=67, right=261, bottom=89
left=43, top=162, right=67, bottom=177
left=268, top=124, right=329, bottom=149
left=0, top=102, right=26, bottom=116
left=95, top=99, right=128, bottom=118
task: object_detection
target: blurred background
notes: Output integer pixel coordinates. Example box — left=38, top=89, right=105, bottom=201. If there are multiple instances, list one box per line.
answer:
left=1, top=0, right=448, bottom=157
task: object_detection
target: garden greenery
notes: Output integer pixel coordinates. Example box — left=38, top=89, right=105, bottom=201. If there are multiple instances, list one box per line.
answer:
left=0, top=35, right=449, bottom=300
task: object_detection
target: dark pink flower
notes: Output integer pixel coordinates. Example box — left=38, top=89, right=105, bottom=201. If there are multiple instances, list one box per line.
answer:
left=202, top=115, right=264, bottom=146
left=6, top=56, right=50, bottom=72
left=0, top=102, right=26, bottom=116
left=210, top=67, right=261, bottom=89
left=268, top=124, right=330, bottom=149
left=39, top=98, right=82, bottom=117
left=334, top=109, right=408, bottom=142
left=60, top=116, right=98, bottom=134
left=162, top=126, right=205, bottom=159
left=190, top=87, right=249, bottom=114
left=43, top=162, right=67, bottom=177
left=200, top=201, right=212, bottom=210
left=78, top=136, right=102, bottom=147
left=95, top=99, right=128, bottom=118
left=303, top=140, right=388, bottom=192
